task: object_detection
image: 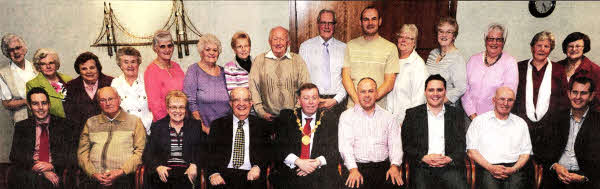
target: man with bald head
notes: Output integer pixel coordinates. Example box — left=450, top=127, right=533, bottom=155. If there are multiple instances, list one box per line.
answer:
left=249, top=26, right=310, bottom=121
left=339, top=78, right=403, bottom=189
left=78, top=86, right=146, bottom=188
left=208, top=87, right=270, bottom=189
left=467, top=87, right=532, bottom=189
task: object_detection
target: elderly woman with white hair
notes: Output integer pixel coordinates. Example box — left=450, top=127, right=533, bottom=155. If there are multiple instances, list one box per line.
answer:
left=461, top=23, right=518, bottom=121
left=111, top=47, right=153, bottom=134
left=387, top=24, right=429, bottom=123
left=183, top=34, right=230, bottom=134
left=26, top=48, right=72, bottom=118
left=144, top=30, right=185, bottom=122
left=0, top=33, right=37, bottom=123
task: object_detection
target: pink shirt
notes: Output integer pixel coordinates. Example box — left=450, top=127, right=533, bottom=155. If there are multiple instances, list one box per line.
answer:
left=144, top=61, right=185, bottom=122
left=462, top=52, right=518, bottom=116
left=33, top=117, right=51, bottom=162
left=83, top=80, right=98, bottom=100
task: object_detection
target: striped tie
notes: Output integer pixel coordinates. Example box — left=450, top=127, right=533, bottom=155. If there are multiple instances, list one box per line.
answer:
left=232, top=120, right=245, bottom=168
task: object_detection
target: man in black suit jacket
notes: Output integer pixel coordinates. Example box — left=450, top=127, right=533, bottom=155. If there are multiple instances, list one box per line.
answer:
left=207, top=87, right=270, bottom=189
left=401, top=74, right=467, bottom=189
left=538, top=76, right=600, bottom=189
left=9, top=87, right=76, bottom=189
left=270, top=83, right=342, bottom=189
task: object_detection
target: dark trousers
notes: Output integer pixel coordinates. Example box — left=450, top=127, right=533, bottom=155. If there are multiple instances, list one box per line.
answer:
left=410, top=163, right=467, bottom=189
left=342, top=161, right=403, bottom=189
left=149, top=166, right=194, bottom=189
left=477, top=162, right=530, bottom=189
left=207, top=168, right=266, bottom=189
left=541, top=169, right=592, bottom=189
left=80, top=173, right=135, bottom=189
left=8, top=168, right=60, bottom=189
left=272, top=165, right=342, bottom=189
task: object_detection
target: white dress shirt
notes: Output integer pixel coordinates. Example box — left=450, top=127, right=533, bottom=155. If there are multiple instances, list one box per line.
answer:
left=427, top=105, right=446, bottom=155
left=284, top=112, right=327, bottom=169
left=0, top=60, right=37, bottom=100
left=339, top=104, right=403, bottom=170
left=227, top=116, right=251, bottom=170
left=466, top=111, right=532, bottom=164
left=299, top=36, right=347, bottom=103
left=387, top=50, right=428, bottom=123
left=111, top=73, right=153, bottom=134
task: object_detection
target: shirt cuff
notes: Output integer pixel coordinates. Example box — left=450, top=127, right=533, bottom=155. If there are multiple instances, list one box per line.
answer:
left=345, top=162, right=358, bottom=170
left=284, top=154, right=299, bottom=169
left=317, top=156, right=327, bottom=168
left=334, top=95, right=344, bottom=103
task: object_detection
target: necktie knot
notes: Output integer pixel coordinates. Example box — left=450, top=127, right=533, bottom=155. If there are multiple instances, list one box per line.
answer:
left=238, top=120, right=245, bottom=128
left=323, top=42, right=329, bottom=48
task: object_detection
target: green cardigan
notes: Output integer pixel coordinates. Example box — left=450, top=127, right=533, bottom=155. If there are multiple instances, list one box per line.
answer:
left=26, top=73, right=73, bottom=118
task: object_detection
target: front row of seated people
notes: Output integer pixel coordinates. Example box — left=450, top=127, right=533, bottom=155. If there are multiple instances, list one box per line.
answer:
left=9, top=75, right=600, bottom=189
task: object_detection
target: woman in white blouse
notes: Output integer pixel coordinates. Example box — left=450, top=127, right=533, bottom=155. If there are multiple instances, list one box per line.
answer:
left=387, top=24, right=429, bottom=123
left=111, top=47, right=153, bottom=134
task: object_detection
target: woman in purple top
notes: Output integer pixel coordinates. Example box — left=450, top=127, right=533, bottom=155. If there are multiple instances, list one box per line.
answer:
left=183, top=34, right=230, bottom=134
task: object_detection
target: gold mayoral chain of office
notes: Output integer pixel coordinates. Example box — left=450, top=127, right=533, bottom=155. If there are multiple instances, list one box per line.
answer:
left=294, top=109, right=325, bottom=145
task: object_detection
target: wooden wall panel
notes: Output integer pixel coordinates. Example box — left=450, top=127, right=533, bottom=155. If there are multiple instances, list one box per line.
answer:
left=290, top=1, right=373, bottom=53
left=290, top=0, right=457, bottom=59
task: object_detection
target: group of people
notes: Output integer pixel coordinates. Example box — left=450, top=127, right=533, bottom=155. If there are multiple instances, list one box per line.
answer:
left=2, top=5, right=600, bottom=189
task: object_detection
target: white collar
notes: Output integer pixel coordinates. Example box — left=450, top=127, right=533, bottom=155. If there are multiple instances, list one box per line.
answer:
left=266, top=50, right=292, bottom=60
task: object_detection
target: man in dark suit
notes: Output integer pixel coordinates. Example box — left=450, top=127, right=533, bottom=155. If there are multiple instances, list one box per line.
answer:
left=9, top=87, right=76, bottom=188
left=538, top=76, right=600, bottom=189
left=270, top=83, right=342, bottom=189
left=207, top=87, right=270, bottom=189
left=401, top=74, right=467, bottom=189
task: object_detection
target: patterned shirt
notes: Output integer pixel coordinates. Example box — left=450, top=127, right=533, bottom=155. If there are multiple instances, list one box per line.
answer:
left=167, top=126, right=186, bottom=165
left=338, top=104, right=403, bottom=170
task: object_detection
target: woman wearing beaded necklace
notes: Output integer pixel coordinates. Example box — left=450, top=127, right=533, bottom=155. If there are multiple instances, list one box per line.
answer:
left=462, top=23, right=518, bottom=121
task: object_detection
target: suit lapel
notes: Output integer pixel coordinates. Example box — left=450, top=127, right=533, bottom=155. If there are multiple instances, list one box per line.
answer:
left=443, top=105, right=454, bottom=147
left=418, top=105, right=429, bottom=149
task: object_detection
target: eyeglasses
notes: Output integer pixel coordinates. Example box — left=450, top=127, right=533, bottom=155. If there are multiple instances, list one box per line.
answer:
left=486, top=37, right=504, bottom=43
left=7, top=46, right=23, bottom=53
left=37, top=62, right=56, bottom=67
left=318, top=21, right=336, bottom=26
left=398, top=36, right=415, bottom=41
left=567, top=45, right=584, bottom=50
left=99, top=97, right=117, bottom=104
left=231, top=98, right=251, bottom=103
left=159, top=44, right=174, bottom=49
left=168, top=105, right=186, bottom=111
left=235, top=44, right=250, bottom=50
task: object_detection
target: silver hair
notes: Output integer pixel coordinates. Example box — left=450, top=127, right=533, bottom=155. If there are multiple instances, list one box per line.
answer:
left=152, top=30, right=173, bottom=48
left=1, top=33, right=27, bottom=58
left=484, top=23, right=508, bottom=42
left=196, top=33, right=222, bottom=57
left=32, top=48, right=60, bottom=71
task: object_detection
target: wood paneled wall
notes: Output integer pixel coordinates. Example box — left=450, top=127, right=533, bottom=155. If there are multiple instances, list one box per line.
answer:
left=289, top=0, right=457, bottom=59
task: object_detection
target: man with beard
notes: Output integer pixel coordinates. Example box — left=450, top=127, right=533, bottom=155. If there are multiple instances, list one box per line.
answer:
left=271, top=83, right=342, bottom=189
left=207, top=87, right=270, bottom=189
left=466, top=87, right=532, bottom=189
left=339, top=78, right=403, bottom=189
left=341, top=6, right=399, bottom=110
left=9, top=87, right=75, bottom=188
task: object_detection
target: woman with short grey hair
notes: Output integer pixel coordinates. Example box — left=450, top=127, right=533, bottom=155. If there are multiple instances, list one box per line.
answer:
left=26, top=48, right=72, bottom=118
left=183, top=34, right=230, bottom=134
